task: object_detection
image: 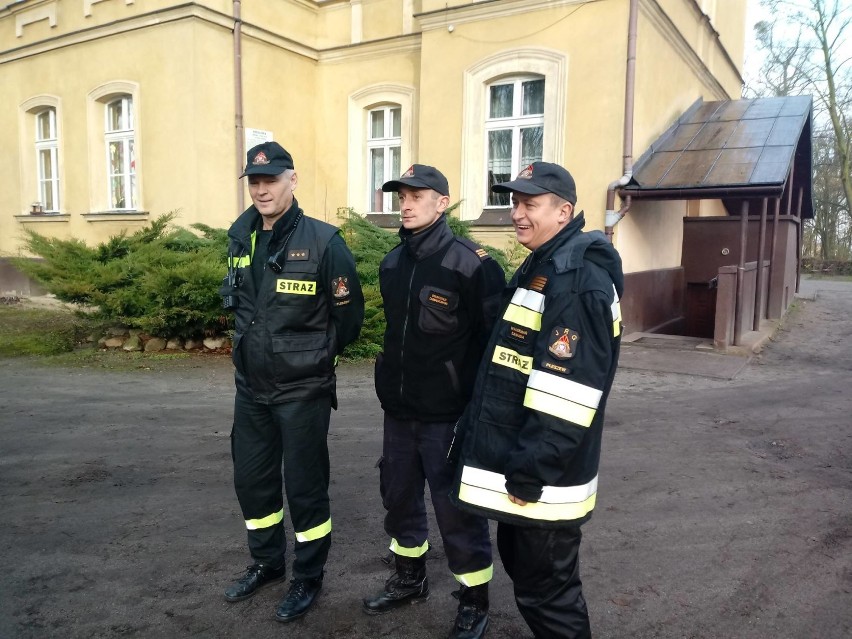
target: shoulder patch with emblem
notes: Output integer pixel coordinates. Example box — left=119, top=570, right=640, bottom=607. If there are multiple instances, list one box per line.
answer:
left=548, top=327, right=579, bottom=360
left=332, top=276, right=350, bottom=300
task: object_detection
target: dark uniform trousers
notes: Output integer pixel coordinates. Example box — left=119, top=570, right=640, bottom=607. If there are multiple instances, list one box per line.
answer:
left=382, top=414, right=492, bottom=580
left=497, top=524, right=590, bottom=639
left=232, top=391, right=332, bottom=580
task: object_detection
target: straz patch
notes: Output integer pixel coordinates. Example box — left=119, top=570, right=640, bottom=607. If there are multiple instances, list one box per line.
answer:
left=427, top=291, right=450, bottom=307
left=529, top=275, right=547, bottom=292
left=507, top=324, right=531, bottom=344
left=276, top=279, right=316, bottom=295
left=332, top=276, right=351, bottom=299
left=548, top=327, right=579, bottom=360
left=288, top=249, right=309, bottom=261
left=492, top=346, right=533, bottom=374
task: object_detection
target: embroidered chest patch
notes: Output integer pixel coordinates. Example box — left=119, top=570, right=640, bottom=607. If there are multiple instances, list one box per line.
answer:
left=288, top=249, right=309, bottom=261
left=507, top=324, right=531, bottom=344
left=548, top=327, right=579, bottom=359
left=277, top=279, right=316, bottom=295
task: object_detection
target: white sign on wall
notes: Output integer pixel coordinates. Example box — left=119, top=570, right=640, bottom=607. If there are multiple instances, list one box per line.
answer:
left=245, top=128, right=273, bottom=150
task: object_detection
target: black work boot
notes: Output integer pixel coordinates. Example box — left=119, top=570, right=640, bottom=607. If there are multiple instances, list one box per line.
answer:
left=223, top=562, right=286, bottom=602
left=448, top=583, right=489, bottom=639
left=274, top=574, right=323, bottom=623
left=363, top=554, right=429, bottom=614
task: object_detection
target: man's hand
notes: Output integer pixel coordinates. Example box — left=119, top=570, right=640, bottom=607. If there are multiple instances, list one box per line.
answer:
left=508, top=493, right=528, bottom=507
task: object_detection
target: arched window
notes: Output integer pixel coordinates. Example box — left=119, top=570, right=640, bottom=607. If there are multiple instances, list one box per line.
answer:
left=105, top=96, right=136, bottom=210
left=35, top=108, right=59, bottom=212
left=367, top=105, right=402, bottom=212
left=485, top=77, right=545, bottom=207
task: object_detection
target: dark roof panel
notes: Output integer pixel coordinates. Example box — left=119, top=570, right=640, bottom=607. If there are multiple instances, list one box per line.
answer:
left=625, top=96, right=813, bottom=217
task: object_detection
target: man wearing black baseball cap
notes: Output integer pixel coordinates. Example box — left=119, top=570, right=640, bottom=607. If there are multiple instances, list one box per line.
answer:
left=220, top=141, right=364, bottom=624
left=449, top=161, right=624, bottom=638
left=363, top=164, right=505, bottom=639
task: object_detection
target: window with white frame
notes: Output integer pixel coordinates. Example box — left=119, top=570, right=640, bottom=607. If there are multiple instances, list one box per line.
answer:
left=35, top=108, right=59, bottom=212
left=485, top=77, right=545, bottom=206
left=105, top=96, right=136, bottom=210
left=367, top=105, right=401, bottom=213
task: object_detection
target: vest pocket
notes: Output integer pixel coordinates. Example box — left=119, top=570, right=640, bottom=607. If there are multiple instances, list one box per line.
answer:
left=271, top=331, right=330, bottom=384
left=417, top=286, right=459, bottom=335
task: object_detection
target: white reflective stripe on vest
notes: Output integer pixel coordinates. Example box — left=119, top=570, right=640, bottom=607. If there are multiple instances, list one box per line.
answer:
left=502, top=288, right=546, bottom=331
left=611, top=284, right=622, bottom=338
left=458, top=466, right=597, bottom=522
left=511, top=287, right=546, bottom=313
left=528, top=370, right=602, bottom=409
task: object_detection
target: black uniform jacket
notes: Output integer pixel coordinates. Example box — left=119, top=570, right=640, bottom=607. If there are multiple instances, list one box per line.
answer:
left=450, top=213, right=624, bottom=528
left=222, top=200, right=364, bottom=405
left=375, top=215, right=506, bottom=422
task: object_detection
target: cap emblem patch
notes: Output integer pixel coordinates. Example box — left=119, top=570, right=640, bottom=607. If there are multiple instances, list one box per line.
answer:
left=253, top=151, right=270, bottom=166
left=548, top=327, right=579, bottom=360
left=402, top=165, right=415, bottom=178
left=517, top=165, right=534, bottom=179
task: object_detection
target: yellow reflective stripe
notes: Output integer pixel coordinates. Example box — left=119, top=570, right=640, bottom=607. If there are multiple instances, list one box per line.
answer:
left=524, top=388, right=596, bottom=427
left=503, top=304, right=542, bottom=331
left=454, top=564, right=493, bottom=587
left=528, top=370, right=602, bottom=408
left=229, top=255, right=251, bottom=268
left=276, top=279, right=317, bottom=295
left=295, top=518, right=332, bottom=542
left=389, top=538, right=429, bottom=558
left=458, top=466, right=597, bottom=522
left=245, top=509, right=284, bottom=530
left=492, top=346, right=533, bottom=375
left=613, top=316, right=621, bottom=338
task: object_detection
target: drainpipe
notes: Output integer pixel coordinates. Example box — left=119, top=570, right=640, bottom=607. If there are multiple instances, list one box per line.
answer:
left=605, top=0, right=639, bottom=242
left=234, top=0, right=245, bottom=213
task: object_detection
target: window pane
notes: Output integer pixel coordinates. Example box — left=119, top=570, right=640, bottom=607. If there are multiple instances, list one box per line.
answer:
left=128, top=139, right=136, bottom=208
left=111, top=176, right=126, bottom=209
left=523, top=79, right=545, bottom=115
left=487, top=129, right=512, bottom=206
left=520, top=126, right=544, bottom=166
left=370, top=110, right=384, bottom=139
left=390, top=146, right=401, bottom=211
left=39, top=149, right=53, bottom=180
left=370, top=148, right=384, bottom=211
left=37, top=110, right=54, bottom=140
left=108, top=101, right=123, bottom=132
left=489, top=84, right=513, bottom=119
left=391, top=108, right=401, bottom=138
left=109, top=141, right=124, bottom=175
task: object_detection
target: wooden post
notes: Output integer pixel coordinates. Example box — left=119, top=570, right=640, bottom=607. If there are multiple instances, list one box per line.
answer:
left=734, top=201, right=749, bottom=346
left=754, top=198, right=768, bottom=331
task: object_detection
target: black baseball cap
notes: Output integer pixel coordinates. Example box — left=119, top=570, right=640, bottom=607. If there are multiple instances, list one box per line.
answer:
left=240, top=141, right=295, bottom=177
left=492, top=162, right=577, bottom=204
left=382, top=164, right=449, bottom=197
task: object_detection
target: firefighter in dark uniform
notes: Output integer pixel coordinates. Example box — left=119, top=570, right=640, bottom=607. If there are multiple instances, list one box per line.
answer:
left=449, top=162, right=623, bottom=638
left=362, top=165, right=506, bottom=639
left=219, top=142, right=364, bottom=623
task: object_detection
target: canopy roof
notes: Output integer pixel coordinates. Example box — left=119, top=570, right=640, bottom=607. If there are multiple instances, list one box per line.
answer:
left=622, top=96, right=813, bottom=218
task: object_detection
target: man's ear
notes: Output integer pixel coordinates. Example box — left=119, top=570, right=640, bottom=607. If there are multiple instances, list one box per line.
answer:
left=437, top=195, right=451, bottom=213
left=559, top=201, right=574, bottom=223
left=291, top=171, right=299, bottom=190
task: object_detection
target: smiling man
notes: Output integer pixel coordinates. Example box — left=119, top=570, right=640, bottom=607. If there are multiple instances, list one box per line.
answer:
left=364, top=164, right=505, bottom=639
left=449, top=162, right=624, bottom=638
left=219, top=141, right=364, bottom=624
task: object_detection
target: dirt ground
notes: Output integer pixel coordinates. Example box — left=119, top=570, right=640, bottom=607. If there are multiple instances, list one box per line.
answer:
left=1, top=279, right=850, bottom=639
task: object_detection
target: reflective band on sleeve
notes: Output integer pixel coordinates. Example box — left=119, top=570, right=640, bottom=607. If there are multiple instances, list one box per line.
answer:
left=457, top=466, right=597, bottom=522
left=492, top=346, right=533, bottom=374
left=524, top=388, right=596, bottom=427
left=454, top=564, right=494, bottom=587
left=528, top=370, right=602, bottom=408
left=295, top=518, right=332, bottom=542
left=389, top=538, right=429, bottom=558
left=245, top=509, right=284, bottom=530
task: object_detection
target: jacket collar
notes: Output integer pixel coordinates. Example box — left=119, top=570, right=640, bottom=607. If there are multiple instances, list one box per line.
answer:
left=228, top=198, right=301, bottom=247
left=399, top=214, right=453, bottom=261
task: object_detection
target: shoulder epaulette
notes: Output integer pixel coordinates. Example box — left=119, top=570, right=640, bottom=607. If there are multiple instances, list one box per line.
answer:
left=454, top=236, right=492, bottom=261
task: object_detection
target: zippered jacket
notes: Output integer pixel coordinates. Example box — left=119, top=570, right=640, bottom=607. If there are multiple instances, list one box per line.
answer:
left=450, top=213, right=623, bottom=528
left=222, top=200, right=364, bottom=405
left=375, top=215, right=506, bottom=422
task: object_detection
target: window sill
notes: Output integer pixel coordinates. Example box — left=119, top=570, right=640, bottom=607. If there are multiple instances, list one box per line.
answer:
left=365, top=213, right=401, bottom=229
left=15, top=213, right=70, bottom=222
left=82, top=211, right=150, bottom=222
left=470, top=208, right=513, bottom=226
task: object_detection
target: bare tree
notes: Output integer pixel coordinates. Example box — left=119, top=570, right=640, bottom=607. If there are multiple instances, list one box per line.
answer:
left=749, top=0, right=852, bottom=260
